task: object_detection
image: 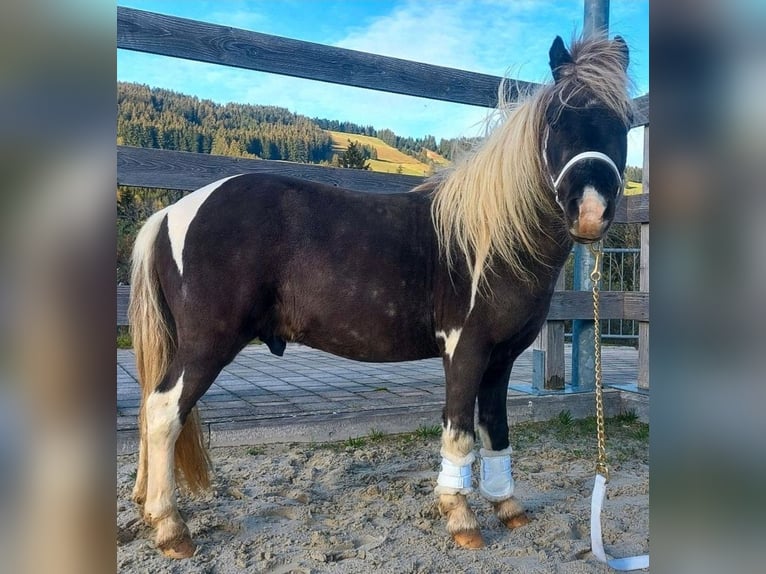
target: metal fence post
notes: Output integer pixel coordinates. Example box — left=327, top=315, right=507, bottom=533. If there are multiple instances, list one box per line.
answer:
left=571, top=0, right=610, bottom=391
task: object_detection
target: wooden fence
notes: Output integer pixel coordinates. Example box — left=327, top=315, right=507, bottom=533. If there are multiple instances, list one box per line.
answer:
left=116, top=6, right=650, bottom=391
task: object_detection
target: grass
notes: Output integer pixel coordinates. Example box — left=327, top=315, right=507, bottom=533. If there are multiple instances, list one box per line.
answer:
left=344, top=436, right=366, bottom=448
left=306, top=413, right=648, bottom=476
left=117, top=327, right=132, bottom=349
left=557, top=409, right=574, bottom=427
left=513, top=411, right=647, bottom=453
left=414, top=424, right=442, bottom=439
left=613, top=409, right=639, bottom=424
left=368, top=428, right=385, bottom=442
left=253, top=415, right=647, bottom=468
left=631, top=424, right=650, bottom=440
left=624, top=180, right=643, bottom=195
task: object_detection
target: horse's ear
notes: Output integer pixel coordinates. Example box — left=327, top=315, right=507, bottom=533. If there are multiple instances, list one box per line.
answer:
left=613, top=35, right=629, bottom=71
left=549, top=36, right=573, bottom=83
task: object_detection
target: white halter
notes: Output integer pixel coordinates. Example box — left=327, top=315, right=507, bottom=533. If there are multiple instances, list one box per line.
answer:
left=542, top=129, right=623, bottom=208
left=552, top=151, right=623, bottom=190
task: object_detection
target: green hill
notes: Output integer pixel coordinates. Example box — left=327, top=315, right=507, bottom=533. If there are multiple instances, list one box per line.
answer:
left=624, top=180, right=643, bottom=195
left=328, top=131, right=448, bottom=176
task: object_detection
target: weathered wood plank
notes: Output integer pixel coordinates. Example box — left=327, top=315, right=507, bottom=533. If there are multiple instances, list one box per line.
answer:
left=614, top=193, right=649, bottom=224
left=638, top=125, right=650, bottom=389
left=119, top=146, right=654, bottom=220
left=627, top=193, right=650, bottom=223
left=533, top=272, right=565, bottom=390
left=623, top=292, right=650, bottom=321
left=117, top=285, right=130, bottom=326
left=545, top=291, right=648, bottom=321
left=117, top=288, right=648, bottom=327
left=632, top=94, right=649, bottom=127
left=547, top=291, right=621, bottom=321
left=118, top=146, right=424, bottom=194
left=117, top=6, right=536, bottom=109
left=117, top=7, right=648, bottom=127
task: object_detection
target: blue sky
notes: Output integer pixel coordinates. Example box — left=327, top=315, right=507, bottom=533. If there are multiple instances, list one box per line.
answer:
left=117, top=0, right=649, bottom=166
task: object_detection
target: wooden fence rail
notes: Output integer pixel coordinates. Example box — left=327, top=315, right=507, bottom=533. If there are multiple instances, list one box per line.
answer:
left=117, top=7, right=649, bottom=391
left=117, top=146, right=649, bottom=225
left=116, top=286, right=648, bottom=327
left=117, top=7, right=648, bottom=125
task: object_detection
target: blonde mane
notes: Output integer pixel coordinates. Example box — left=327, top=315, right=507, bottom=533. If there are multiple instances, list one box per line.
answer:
left=425, top=36, right=633, bottom=290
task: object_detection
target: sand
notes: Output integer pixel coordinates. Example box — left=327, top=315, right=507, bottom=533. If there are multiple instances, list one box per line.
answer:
left=117, top=421, right=648, bottom=573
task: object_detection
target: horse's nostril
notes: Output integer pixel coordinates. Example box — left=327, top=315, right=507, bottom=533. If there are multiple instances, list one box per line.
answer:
left=567, top=197, right=580, bottom=218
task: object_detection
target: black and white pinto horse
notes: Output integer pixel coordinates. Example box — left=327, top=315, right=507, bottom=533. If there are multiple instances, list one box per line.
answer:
left=129, top=35, right=632, bottom=558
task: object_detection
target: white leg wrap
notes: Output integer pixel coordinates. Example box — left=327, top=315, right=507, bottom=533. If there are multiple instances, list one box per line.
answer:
left=479, top=447, right=514, bottom=502
left=435, top=449, right=475, bottom=496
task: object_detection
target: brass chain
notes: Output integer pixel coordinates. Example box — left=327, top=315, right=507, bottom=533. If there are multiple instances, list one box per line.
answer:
left=589, top=241, right=609, bottom=481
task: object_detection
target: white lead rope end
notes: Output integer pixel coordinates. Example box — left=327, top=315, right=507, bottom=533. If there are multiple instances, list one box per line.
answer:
left=590, top=473, right=650, bottom=571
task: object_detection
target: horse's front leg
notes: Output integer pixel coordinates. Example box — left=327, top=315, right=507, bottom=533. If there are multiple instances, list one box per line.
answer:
left=435, top=339, right=489, bottom=549
left=477, top=351, right=531, bottom=530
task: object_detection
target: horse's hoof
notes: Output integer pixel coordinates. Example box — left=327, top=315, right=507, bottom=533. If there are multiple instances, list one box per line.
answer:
left=502, top=512, right=531, bottom=529
left=452, top=529, right=485, bottom=549
left=159, top=535, right=196, bottom=559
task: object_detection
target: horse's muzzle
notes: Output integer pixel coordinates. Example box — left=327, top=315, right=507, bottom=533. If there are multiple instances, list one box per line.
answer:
left=570, top=187, right=609, bottom=241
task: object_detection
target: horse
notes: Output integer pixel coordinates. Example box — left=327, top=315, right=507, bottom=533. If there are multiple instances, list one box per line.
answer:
left=128, top=35, right=632, bottom=558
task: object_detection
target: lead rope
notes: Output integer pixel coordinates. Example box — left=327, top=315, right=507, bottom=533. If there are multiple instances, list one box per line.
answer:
left=588, top=242, right=650, bottom=571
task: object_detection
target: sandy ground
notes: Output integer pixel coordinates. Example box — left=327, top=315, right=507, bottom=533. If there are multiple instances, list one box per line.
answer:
left=117, top=420, right=649, bottom=573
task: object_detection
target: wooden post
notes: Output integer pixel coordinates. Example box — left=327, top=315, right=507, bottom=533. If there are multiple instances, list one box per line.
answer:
left=532, top=271, right=566, bottom=391
left=572, top=0, right=610, bottom=391
left=638, top=126, right=650, bottom=390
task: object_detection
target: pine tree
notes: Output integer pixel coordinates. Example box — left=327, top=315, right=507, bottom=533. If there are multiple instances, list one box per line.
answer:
left=337, top=140, right=370, bottom=170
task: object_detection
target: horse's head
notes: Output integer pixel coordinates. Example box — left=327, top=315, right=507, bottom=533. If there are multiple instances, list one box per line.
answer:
left=543, top=35, right=632, bottom=243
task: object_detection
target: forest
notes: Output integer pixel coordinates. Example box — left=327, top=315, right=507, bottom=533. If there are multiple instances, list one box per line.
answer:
left=118, top=82, right=334, bottom=163
left=117, top=82, right=458, bottom=164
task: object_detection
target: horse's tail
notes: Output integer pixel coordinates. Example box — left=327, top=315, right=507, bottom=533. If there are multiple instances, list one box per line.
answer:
left=129, top=209, right=211, bottom=493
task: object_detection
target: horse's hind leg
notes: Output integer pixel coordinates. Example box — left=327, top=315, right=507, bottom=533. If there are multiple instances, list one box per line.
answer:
left=143, top=347, right=228, bottom=559
left=131, top=420, right=148, bottom=506
left=142, top=360, right=195, bottom=558
left=476, top=354, right=530, bottom=530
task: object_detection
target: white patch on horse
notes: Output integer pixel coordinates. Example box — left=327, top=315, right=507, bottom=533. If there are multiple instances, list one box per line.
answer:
left=574, top=185, right=607, bottom=239
left=581, top=185, right=606, bottom=211
left=442, top=420, right=474, bottom=461
left=166, top=175, right=241, bottom=276
left=469, top=257, right=483, bottom=313
left=144, top=373, right=185, bottom=522
left=436, top=328, right=462, bottom=361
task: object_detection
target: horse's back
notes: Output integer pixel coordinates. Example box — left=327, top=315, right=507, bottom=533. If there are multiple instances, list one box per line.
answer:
left=155, top=173, right=440, bottom=362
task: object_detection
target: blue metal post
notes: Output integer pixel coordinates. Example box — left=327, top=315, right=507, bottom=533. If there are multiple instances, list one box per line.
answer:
left=571, top=0, right=609, bottom=391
